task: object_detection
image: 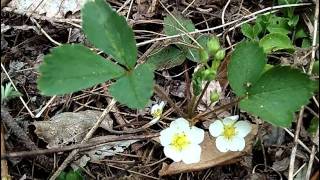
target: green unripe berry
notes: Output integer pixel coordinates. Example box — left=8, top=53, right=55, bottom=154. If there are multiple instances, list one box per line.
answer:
left=207, top=36, right=220, bottom=56
left=199, top=48, right=209, bottom=63
left=210, top=90, right=220, bottom=103
left=202, top=68, right=216, bottom=81
left=214, top=49, right=225, bottom=61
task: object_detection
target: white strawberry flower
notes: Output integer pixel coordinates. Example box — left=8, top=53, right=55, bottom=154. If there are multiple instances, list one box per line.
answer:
left=209, top=115, right=252, bottom=152
left=150, top=101, right=165, bottom=123
left=160, top=118, right=204, bottom=164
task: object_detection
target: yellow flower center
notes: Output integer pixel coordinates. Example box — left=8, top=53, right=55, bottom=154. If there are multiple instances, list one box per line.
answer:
left=223, top=124, right=236, bottom=139
left=171, top=133, right=190, bottom=151
left=152, top=109, right=162, bottom=118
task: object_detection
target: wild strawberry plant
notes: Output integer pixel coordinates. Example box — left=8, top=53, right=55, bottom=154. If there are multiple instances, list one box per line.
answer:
left=38, top=0, right=317, bottom=163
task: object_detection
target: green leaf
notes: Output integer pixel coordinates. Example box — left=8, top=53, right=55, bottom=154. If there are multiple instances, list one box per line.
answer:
left=240, top=66, right=317, bottom=127
left=109, top=64, right=154, bottom=109
left=66, top=170, right=84, bottom=180
left=146, top=46, right=186, bottom=70
left=192, top=67, right=205, bottom=96
left=259, top=33, right=294, bottom=53
left=295, top=27, right=308, bottom=40
left=228, top=41, right=267, bottom=96
left=266, top=16, right=290, bottom=34
left=301, top=38, right=312, bottom=48
left=185, top=34, right=209, bottom=62
left=164, top=11, right=195, bottom=44
left=82, top=0, right=137, bottom=69
left=37, top=44, right=125, bottom=95
left=241, top=23, right=255, bottom=40
left=288, top=15, right=299, bottom=27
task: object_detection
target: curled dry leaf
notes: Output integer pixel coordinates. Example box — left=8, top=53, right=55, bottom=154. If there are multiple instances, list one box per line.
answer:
left=7, top=0, right=86, bottom=18
left=32, top=110, right=113, bottom=148
left=158, top=124, right=258, bottom=176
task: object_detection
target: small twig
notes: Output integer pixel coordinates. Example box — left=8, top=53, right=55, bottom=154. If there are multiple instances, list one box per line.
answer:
left=221, top=0, right=233, bottom=47
left=1, top=133, right=159, bottom=159
left=1, top=124, right=10, bottom=179
left=30, top=17, right=61, bottom=46
left=154, top=84, right=187, bottom=118
left=126, top=0, right=134, bottom=20
left=288, top=108, right=305, bottom=180
left=1, top=63, right=35, bottom=118
left=49, top=99, right=116, bottom=180
left=35, top=96, right=56, bottom=118
left=136, top=3, right=311, bottom=47
left=306, top=128, right=319, bottom=179
left=182, top=0, right=196, bottom=14
left=192, top=97, right=242, bottom=121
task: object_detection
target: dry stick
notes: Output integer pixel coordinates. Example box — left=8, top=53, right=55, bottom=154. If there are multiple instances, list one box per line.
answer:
left=221, top=0, right=233, bottom=47
left=305, top=1, right=319, bottom=178
left=136, top=3, right=311, bottom=47
left=192, top=97, right=242, bottom=121
left=1, top=63, right=35, bottom=118
left=154, top=84, right=187, bottom=118
left=1, top=133, right=159, bottom=159
left=1, top=125, right=10, bottom=179
left=288, top=108, right=305, bottom=180
left=49, top=99, right=116, bottom=180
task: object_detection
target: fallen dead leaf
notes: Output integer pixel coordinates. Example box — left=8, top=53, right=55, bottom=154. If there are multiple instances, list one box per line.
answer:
left=32, top=110, right=113, bottom=148
left=7, top=0, right=86, bottom=18
left=158, top=124, right=258, bottom=176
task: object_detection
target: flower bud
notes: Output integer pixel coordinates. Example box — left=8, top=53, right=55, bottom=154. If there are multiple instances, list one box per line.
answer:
left=210, top=90, right=220, bottom=103
left=207, top=36, right=220, bottom=55
left=199, top=48, right=209, bottom=63
left=214, top=49, right=225, bottom=61
left=202, top=68, right=216, bottom=81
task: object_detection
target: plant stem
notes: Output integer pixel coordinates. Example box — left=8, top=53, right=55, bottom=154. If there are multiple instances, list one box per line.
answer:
left=191, top=97, right=242, bottom=122
left=187, top=95, right=197, bottom=118
left=154, top=84, right=187, bottom=118
left=191, top=81, right=210, bottom=117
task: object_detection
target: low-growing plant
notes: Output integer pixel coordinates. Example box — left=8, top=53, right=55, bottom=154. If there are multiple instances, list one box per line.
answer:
left=36, top=0, right=319, bottom=167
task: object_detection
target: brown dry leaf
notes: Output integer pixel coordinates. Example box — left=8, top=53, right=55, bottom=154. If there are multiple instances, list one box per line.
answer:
left=32, top=110, right=113, bottom=148
left=7, top=0, right=86, bottom=18
left=159, top=124, right=258, bottom=176
left=197, top=80, right=223, bottom=112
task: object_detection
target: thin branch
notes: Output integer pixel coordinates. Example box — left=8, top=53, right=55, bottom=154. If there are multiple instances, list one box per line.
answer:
left=191, top=81, right=210, bottom=117
left=1, top=133, right=159, bottom=159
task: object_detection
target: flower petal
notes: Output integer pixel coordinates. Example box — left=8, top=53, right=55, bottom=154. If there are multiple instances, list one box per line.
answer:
left=215, top=136, right=230, bottom=152
left=228, top=136, right=246, bottom=151
left=164, top=146, right=182, bottom=162
left=209, top=120, right=224, bottom=137
left=181, top=144, right=201, bottom=164
left=170, top=118, right=190, bottom=132
left=150, top=104, right=159, bottom=114
left=235, top=121, right=252, bottom=137
left=187, top=126, right=204, bottom=144
left=222, top=115, right=239, bottom=125
left=159, top=101, right=165, bottom=109
left=159, top=128, right=175, bottom=146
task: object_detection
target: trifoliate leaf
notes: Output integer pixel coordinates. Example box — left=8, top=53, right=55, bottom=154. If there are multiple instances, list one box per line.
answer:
left=82, top=0, right=137, bottom=69
left=228, top=41, right=267, bottom=96
left=259, top=33, right=294, bottom=53
left=146, top=46, right=186, bottom=70
left=240, top=66, right=317, bottom=127
left=109, top=64, right=154, bottom=109
left=38, top=44, right=124, bottom=95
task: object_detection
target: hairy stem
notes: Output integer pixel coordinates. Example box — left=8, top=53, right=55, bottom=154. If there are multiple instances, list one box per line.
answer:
left=191, top=81, right=210, bottom=118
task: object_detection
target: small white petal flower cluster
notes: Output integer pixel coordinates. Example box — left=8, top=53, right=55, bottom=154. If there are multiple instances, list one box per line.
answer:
left=151, top=102, right=252, bottom=164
